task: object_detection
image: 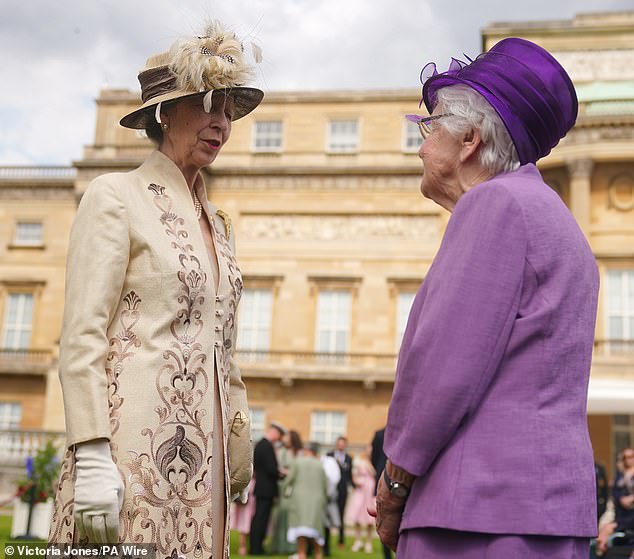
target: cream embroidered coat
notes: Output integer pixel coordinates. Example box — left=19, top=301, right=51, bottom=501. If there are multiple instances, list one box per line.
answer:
left=50, top=151, right=250, bottom=559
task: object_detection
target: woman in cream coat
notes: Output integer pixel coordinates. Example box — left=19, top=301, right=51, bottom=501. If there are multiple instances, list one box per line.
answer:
left=49, top=22, right=263, bottom=559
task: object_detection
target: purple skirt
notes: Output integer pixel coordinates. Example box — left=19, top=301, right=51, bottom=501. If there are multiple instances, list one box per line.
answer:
left=397, top=528, right=589, bottom=559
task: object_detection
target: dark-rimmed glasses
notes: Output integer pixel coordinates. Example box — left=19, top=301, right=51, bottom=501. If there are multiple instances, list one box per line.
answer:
left=415, top=114, right=452, bottom=139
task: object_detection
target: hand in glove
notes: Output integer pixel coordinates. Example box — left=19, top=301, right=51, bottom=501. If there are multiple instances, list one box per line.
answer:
left=73, top=439, right=124, bottom=544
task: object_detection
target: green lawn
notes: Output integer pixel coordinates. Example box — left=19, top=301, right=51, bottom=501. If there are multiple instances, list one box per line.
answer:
left=0, top=515, right=382, bottom=559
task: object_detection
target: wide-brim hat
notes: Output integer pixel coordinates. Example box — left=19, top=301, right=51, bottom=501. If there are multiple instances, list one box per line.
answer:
left=120, top=21, right=264, bottom=130
left=411, top=37, right=577, bottom=165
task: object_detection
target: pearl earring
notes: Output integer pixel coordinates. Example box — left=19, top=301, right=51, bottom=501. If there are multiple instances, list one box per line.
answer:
left=162, top=123, right=168, bottom=131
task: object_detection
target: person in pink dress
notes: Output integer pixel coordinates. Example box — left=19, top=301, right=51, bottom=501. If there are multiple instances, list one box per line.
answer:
left=346, top=447, right=377, bottom=553
left=230, top=479, right=256, bottom=556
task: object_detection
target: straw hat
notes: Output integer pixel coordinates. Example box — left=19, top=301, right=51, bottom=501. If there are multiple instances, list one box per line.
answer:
left=120, top=21, right=264, bottom=129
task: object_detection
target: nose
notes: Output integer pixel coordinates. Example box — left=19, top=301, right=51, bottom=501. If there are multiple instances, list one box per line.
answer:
left=208, top=109, right=230, bottom=133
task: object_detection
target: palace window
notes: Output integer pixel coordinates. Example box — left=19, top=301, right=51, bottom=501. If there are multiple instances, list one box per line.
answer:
left=606, top=270, right=634, bottom=353
left=327, top=120, right=359, bottom=153
left=14, top=222, right=43, bottom=246
left=2, top=293, right=34, bottom=350
left=310, top=411, right=347, bottom=445
left=238, top=288, right=273, bottom=356
left=249, top=408, right=266, bottom=442
left=315, top=290, right=351, bottom=355
left=403, top=119, right=423, bottom=152
left=253, top=121, right=283, bottom=152
left=0, top=402, right=21, bottom=430
left=396, top=291, right=416, bottom=349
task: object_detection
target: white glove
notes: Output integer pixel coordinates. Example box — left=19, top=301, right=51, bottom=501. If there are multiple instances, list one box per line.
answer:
left=73, top=439, right=124, bottom=544
left=232, top=486, right=249, bottom=504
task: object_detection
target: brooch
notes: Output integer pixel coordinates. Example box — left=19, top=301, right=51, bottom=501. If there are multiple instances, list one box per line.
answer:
left=216, top=209, right=232, bottom=238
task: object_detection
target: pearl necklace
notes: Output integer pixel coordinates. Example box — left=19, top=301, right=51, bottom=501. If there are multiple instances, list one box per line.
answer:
left=192, top=190, right=202, bottom=220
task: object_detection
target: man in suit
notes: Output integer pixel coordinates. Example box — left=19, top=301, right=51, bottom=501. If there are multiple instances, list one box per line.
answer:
left=250, top=422, right=286, bottom=555
left=370, top=428, right=392, bottom=559
left=327, top=436, right=353, bottom=547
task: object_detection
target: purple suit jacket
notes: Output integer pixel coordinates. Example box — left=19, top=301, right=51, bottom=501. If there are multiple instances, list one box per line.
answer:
left=385, top=164, right=599, bottom=537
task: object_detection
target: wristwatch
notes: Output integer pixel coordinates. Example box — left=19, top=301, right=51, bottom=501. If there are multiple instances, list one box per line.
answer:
left=383, top=468, right=411, bottom=499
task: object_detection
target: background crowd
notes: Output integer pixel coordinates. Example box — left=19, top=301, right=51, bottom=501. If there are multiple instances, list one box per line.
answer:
left=230, top=423, right=392, bottom=559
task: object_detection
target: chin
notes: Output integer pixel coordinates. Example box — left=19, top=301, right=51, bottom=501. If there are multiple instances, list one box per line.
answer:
left=420, top=178, right=431, bottom=200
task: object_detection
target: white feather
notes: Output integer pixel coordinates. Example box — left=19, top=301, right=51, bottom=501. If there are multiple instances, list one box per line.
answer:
left=154, top=102, right=162, bottom=124
left=251, top=42, right=263, bottom=64
left=203, top=90, right=214, bottom=113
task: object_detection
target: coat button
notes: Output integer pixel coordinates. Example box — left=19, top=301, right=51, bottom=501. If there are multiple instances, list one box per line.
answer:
left=215, top=296, right=222, bottom=303
left=214, top=341, right=221, bottom=348
left=215, top=309, right=225, bottom=317
left=215, top=325, right=222, bottom=332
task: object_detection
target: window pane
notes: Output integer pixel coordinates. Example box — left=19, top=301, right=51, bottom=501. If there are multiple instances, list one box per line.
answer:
left=310, top=411, right=346, bottom=446
left=254, top=121, right=283, bottom=151
left=606, top=270, right=634, bottom=345
left=2, top=293, right=34, bottom=349
left=404, top=121, right=422, bottom=151
left=15, top=222, right=43, bottom=244
left=316, top=291, right=351, bottom=353
left=237, top=289, right=272, bottom=351
left=396, top=292, right=416, bottom=348
left=0, top=402, right=22, bottom=429
left=609, top=317, right=623, bottom=339
left=328, top=120, right=359, bottom=152
left=249, top=408, right=266, bottom=442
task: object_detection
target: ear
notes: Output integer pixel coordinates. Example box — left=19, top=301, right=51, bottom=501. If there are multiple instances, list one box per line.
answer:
left=459, top=128, right=482, bottom=163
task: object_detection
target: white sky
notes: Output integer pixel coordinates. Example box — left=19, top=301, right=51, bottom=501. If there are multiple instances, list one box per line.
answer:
left=1, top=0, right=632, bottom=165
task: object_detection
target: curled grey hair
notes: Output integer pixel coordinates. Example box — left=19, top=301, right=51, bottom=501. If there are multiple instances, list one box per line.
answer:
left=435, top=85, right=520, bottom=174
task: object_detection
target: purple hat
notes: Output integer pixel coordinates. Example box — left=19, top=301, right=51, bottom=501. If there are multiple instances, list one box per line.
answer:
left=412, top=37, right=577, bottom=165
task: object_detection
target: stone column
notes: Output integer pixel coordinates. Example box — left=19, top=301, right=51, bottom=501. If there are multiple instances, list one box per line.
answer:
left=567, top=158, right=594, bottom=238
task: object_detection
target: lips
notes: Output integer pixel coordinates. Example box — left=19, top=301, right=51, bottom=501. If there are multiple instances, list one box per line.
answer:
left=202, top=139, right=221, bottom=150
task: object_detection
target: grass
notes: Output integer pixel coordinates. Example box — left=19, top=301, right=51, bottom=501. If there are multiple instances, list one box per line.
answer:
left=228, top=530, right=384, bottom=558
left=0, top=515, right=382, bottom=559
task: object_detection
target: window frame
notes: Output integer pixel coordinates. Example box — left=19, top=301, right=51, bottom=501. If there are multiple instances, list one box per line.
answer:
left=237, top=287, right=274, bottom=354
left=326, top=119, right=360, bottom=154
left=395, top=291, right=417, bottom=350
left=314, top=289, right=352, bottom=355
left=252, top=120, right=284, bottom=153
left=604, top=269, right=634, bottom=353
left=310, top=410, right=347, bottom=445
left=2, top=292, right=35, bottom=350
left=0, top=401, right=22, bottom=430
left=402, top=119, right=423, bottom=153
left=12, top=221, right=44, bottom=248
left=249, top=408, right=266, bottom=442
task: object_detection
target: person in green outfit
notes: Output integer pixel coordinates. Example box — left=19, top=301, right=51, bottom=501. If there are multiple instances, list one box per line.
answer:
left=271, top=430, right=303, bottom=554
left=286, top=442, right=329, bottom=559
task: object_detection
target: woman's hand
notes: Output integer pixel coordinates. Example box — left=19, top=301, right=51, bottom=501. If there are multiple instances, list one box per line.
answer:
left=368, top=470, right=406, bottom=552
left=73, top=439, right=124, bottom=543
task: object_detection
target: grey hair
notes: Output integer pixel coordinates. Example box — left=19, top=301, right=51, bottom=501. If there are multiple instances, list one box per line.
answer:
left=435, top=85, right=520, bottom=174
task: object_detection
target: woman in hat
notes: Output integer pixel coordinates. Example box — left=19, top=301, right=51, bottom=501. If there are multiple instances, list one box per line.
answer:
left=49, top=21, right=262, bottom=559
left=372, top=38, right=599, bottom=558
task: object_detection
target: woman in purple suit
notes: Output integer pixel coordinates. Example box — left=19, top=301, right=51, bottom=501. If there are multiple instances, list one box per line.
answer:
left=371, top=38, right=599, bottom=558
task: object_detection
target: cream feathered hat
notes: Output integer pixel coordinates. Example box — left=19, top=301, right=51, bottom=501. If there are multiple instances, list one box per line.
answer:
left=120, top=21, right=264, bottom=129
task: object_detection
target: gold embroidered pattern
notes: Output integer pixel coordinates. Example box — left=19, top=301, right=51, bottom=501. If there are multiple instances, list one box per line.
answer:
left=106, top=291, right=142, bottom=448
left=120, top=183, right=213, bottom=556
left=48, top=447, right=77, bottom=544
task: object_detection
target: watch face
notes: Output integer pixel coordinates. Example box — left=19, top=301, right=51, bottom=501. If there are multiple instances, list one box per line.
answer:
left=391, top=483, right=409, bottom=499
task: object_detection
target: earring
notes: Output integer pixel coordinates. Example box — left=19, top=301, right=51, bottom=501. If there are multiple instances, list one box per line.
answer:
left=161, top=123, right=169, bottom=131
